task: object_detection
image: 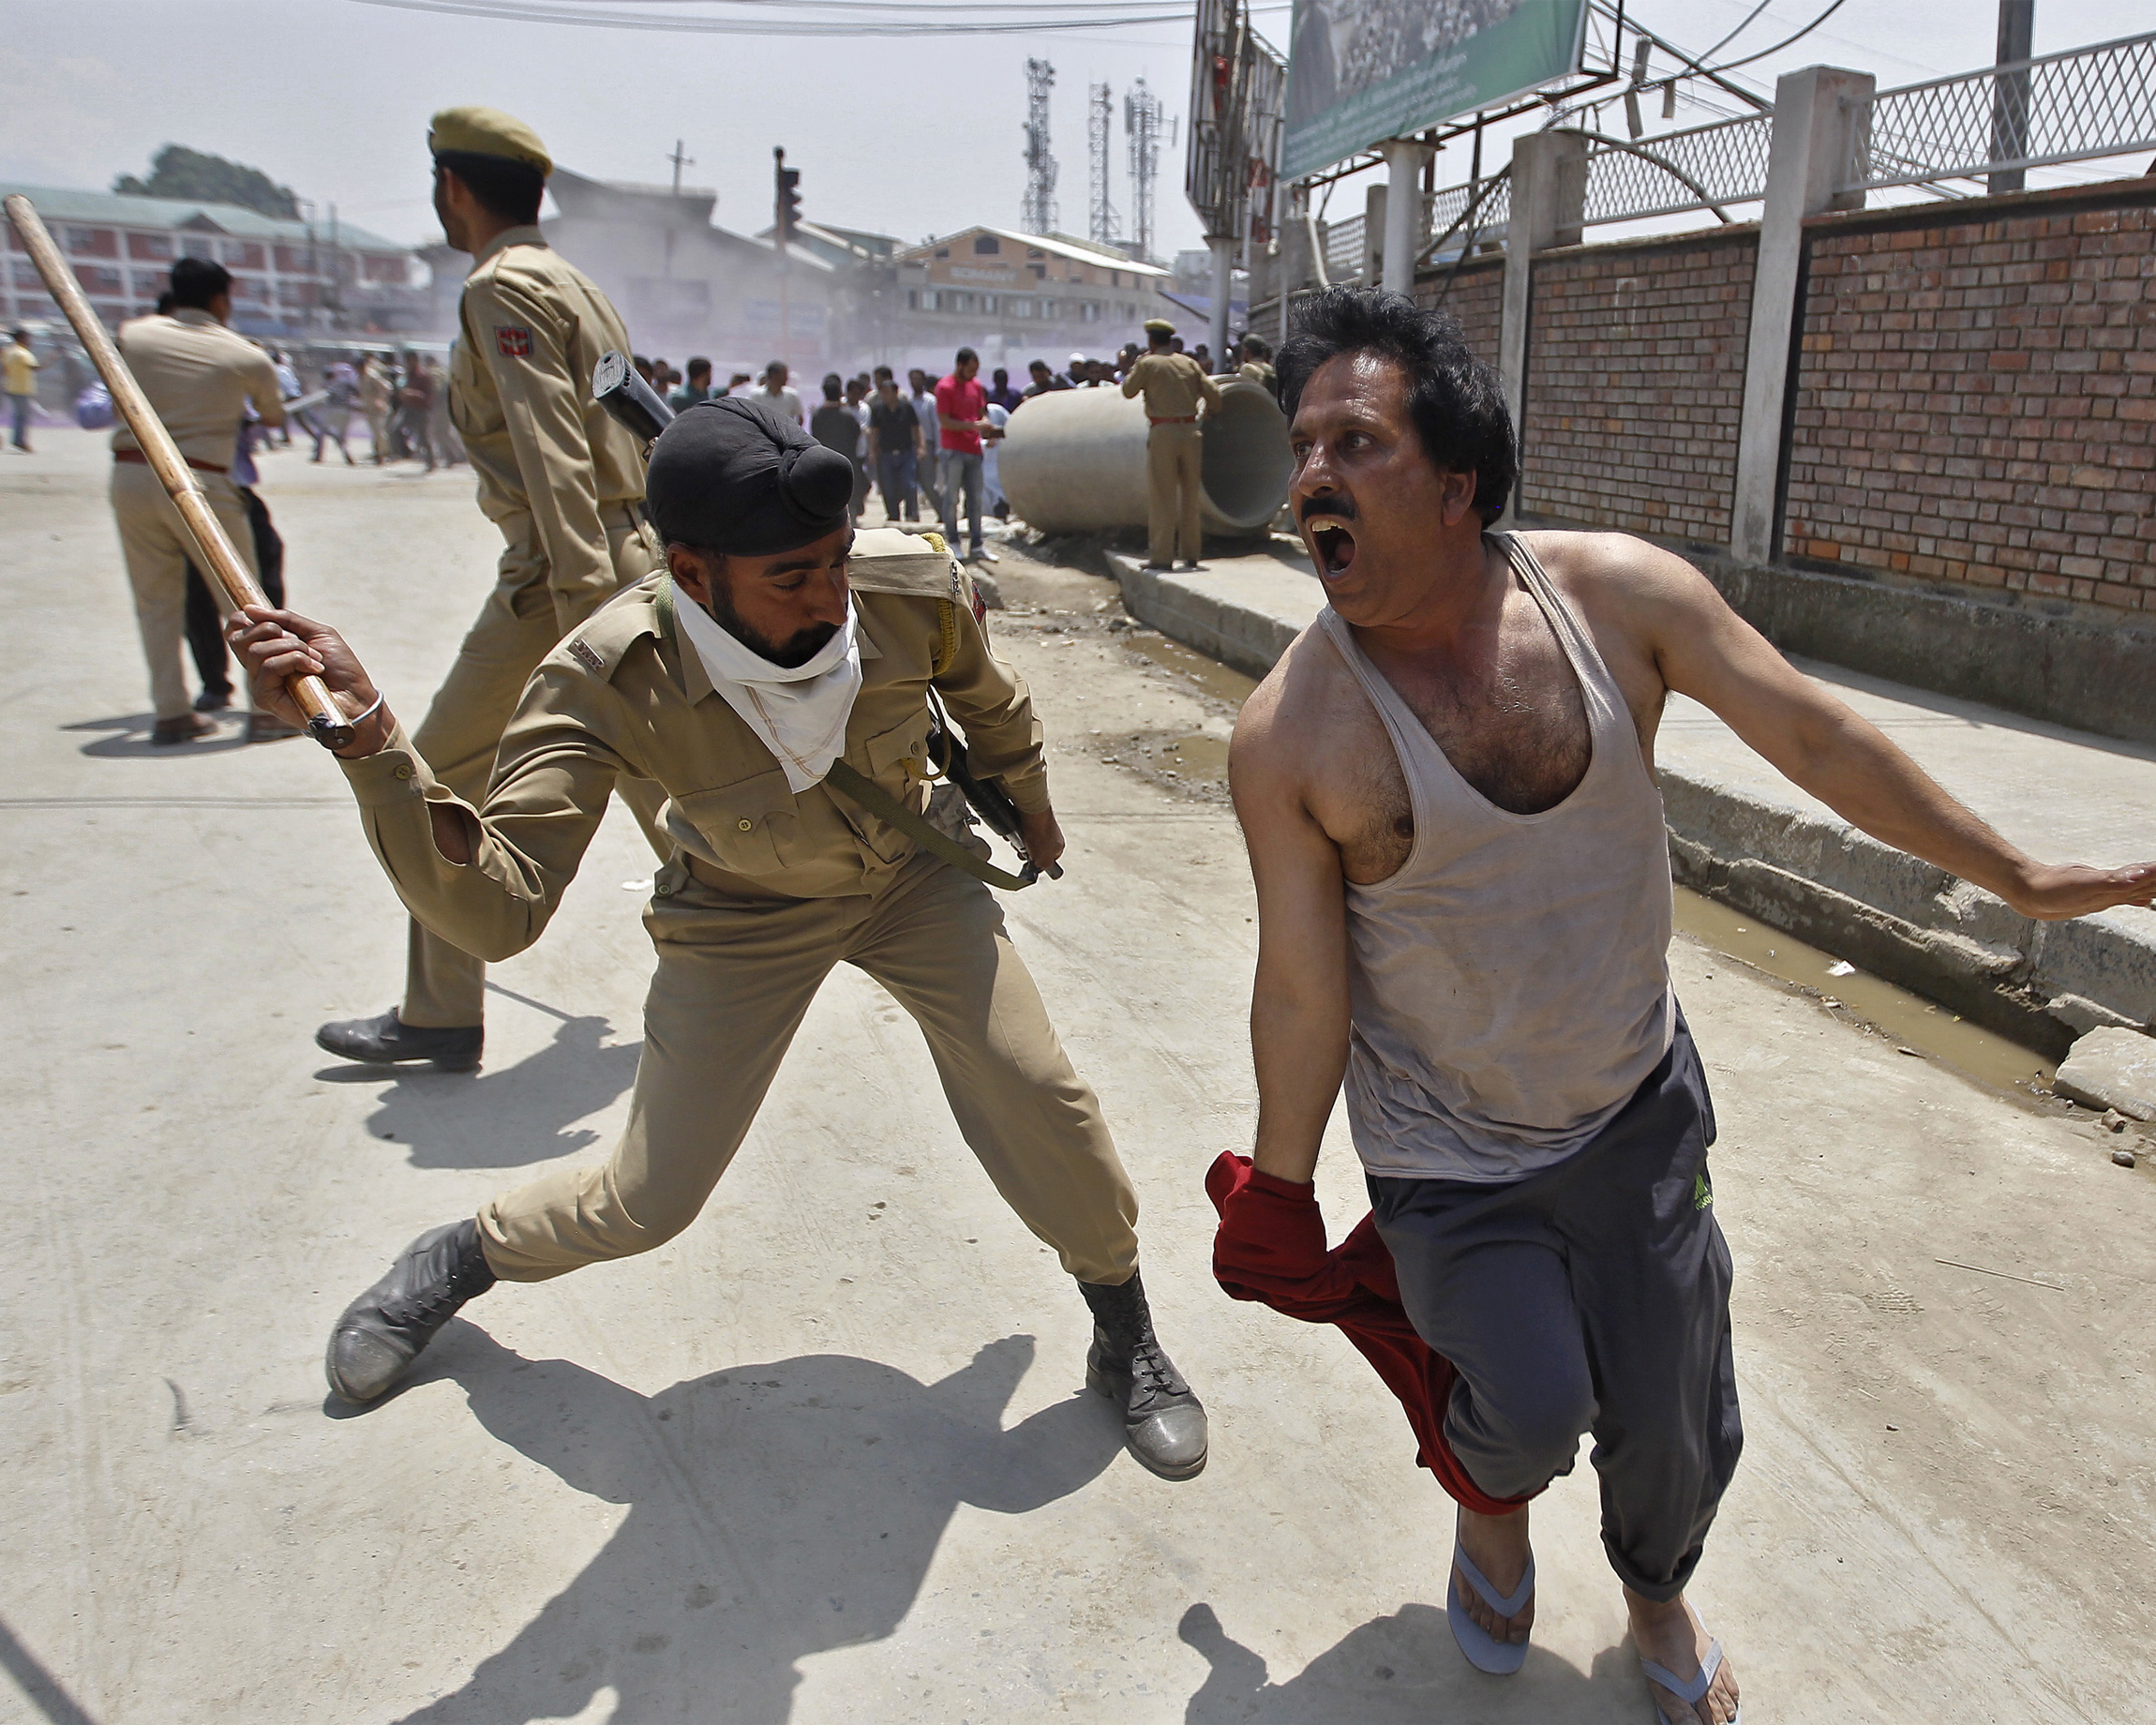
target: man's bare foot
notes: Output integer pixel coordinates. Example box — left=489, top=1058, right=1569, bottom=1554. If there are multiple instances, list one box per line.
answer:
left=1454, top=1505, right=1534, bottom=1645
left=1625, top=1589, right=1740, bottom=1723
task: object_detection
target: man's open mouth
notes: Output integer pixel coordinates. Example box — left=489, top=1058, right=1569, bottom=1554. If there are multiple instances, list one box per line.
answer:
left=1308, top=518, right=1357, bottom=578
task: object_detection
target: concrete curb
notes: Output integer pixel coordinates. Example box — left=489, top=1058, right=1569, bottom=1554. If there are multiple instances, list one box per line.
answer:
left=1103, top=548, right=2156, bottom=1059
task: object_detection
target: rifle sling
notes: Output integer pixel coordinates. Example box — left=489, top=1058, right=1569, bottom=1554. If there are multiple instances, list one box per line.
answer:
left=821, top=758, right=1037, bottom=892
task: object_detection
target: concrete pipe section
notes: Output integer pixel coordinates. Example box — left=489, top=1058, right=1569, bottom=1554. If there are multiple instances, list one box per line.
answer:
left=998, top=376, right=1294, bottom=537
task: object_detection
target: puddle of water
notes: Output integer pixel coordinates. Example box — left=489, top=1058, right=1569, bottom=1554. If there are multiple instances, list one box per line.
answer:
left=1124, top=632, right=1261, bottom=706
left=1673, top=886, right=2056, bottom=1096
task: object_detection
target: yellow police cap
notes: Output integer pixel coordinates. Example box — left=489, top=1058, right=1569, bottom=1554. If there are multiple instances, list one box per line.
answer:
left=1143, top=317, right=1175, bottom=336
left=428, top=106, right=552, bottom=176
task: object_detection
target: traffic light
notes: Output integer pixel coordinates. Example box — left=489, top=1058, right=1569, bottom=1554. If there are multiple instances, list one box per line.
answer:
left=774, top=147, right=801, bottom=245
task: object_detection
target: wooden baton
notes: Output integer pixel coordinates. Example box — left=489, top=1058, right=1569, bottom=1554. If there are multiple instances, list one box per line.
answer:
left=3, top=193, right=354, bottom=749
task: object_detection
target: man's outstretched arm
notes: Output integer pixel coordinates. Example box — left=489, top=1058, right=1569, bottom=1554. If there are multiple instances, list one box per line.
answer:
left=1624, top=542, right=2156, bottom=921
left=1230, top=693, right=1354, bottom=1185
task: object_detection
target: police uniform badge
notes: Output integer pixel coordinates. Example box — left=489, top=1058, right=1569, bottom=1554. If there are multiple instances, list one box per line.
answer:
left=495, top=325, right=533, bottom=359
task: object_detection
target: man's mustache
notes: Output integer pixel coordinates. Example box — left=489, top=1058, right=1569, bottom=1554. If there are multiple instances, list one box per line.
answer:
left=1299, top=495, right=1358, bottom=525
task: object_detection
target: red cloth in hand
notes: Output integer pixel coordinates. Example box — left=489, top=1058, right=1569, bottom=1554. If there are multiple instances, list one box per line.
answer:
left=1205, top=1150, right=1534, bottom=1518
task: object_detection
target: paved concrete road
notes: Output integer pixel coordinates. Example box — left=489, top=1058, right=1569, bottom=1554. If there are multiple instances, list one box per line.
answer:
left=2, top=430, right=2150, bottom=1724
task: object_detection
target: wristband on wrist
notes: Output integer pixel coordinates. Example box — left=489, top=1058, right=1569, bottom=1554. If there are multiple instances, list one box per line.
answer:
left=342, top=689, right=386, bottom=728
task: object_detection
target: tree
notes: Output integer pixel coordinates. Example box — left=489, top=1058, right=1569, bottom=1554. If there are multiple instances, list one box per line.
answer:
left=113, top=145, right=300, bottom=220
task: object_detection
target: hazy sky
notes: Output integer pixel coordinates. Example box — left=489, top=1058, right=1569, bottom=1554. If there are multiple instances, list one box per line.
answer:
left=2, top=0, right=2147, bottom=260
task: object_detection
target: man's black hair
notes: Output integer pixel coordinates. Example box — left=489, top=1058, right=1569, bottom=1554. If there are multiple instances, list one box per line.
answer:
left=1028, top=357, right=1051, bottom=373
left=874, top=365, right=894, bottom=382
left=686, top=355, right=711, bottom=381
left=168, top=256, right=232, bottom=310
left=821, top=372, right=843, bottom=400
left=1279, top=284, right=1516, bottom=526
left=954, top=345, right=978, bottom=366
left=433, top=149, right=545, bottom=226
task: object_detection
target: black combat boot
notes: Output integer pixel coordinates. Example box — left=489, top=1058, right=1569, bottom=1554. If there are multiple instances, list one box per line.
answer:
left=316, top=1009, right=482, bottom=1072
left=325, top=1220, right=497, bottom=1404
left=1078, top=1269, right=1208, bottom=1479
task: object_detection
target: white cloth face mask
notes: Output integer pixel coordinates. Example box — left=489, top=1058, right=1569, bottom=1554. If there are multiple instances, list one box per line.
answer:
left=675, top=584, right=863, bottom=792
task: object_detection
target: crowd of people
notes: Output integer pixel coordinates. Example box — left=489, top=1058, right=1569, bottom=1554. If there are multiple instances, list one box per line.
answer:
left=621, top=332, right=1281, bottom=564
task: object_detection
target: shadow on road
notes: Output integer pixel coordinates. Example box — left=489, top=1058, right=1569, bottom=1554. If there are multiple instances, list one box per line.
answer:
left=311, top=1012, right=642, bottom=1165
left=0, top=1611, right=100, bottom=1725
left=391, top=1328, right=1121, bottom=1723
left=63, top=712, right=252, bottom=758
left=1177, top=1600, right=1642, bottom=1723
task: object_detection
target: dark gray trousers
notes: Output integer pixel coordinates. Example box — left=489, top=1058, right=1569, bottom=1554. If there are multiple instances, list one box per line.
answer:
left=1369, top=1008, right=1742, bottom=1601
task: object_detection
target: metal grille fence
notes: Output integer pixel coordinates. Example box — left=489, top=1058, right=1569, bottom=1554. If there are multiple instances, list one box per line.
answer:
left=1426, top=176, right=1511, bottom=253
left=1324, top=214, right=1365, bottom=283
left=1582, top=112, right=1774, bottom=224
left=1845, top=30, right=2156, bottom=192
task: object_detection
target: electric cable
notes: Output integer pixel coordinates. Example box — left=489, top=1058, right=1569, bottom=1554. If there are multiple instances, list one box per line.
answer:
left=347, top=0, right=1199, bottom=32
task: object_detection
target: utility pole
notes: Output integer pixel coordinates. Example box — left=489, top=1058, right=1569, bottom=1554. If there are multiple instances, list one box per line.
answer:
left=1125, top=78, right=1164, bottom=262
left=1989, top=0, right=2035, bottom=196
left=1087, top=82, right=1121, bottom=248
left=1022, top=59, right=1059, bottom=235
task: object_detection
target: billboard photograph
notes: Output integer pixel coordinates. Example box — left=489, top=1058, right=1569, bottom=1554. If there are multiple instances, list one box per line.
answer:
left=1283, top=0, right=1590, bottom=179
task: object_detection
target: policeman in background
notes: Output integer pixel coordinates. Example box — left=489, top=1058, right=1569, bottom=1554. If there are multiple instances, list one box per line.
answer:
left=1121, top=318, right=1221, bottom=573
left=110, top=257, right=289, bottom=744
left=229, top=398, right=1209, bottom=1482
left=315, top=106, right=666, bottom=1073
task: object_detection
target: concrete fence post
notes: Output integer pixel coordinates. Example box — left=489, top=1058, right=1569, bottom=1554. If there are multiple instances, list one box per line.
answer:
left=1378, top=137, right=1437, bottom=295
left=1499, top=129, right=1588, bottom=502
left=1731, top=65, right=1874, bottom=564
left=1362, top=182, right=1386, bottom=284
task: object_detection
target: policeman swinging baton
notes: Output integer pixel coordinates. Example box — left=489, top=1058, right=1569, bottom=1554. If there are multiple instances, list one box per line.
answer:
left=2, top=193, right=353, bottom=750
left=593, top=352, right=1062, bottom=889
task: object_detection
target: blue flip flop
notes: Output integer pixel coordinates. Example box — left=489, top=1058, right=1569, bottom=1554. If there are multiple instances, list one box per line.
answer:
left=1641, top=1635, right=1740, bottom=1722
left=1445, top=1541, right=1535, bottom=1675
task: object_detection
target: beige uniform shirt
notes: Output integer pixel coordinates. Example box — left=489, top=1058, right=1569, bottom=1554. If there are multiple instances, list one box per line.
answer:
left=340, top=531, right=1047, bottom=962
left=1121, top=352, right=1221, bottom=422
left=448, top=225, right=649, bottom=631
left=112, top=310, right=283, bottom=469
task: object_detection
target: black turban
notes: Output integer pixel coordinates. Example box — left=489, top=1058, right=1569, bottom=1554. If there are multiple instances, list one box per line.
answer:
left=644, top=397, right=856, bottom=557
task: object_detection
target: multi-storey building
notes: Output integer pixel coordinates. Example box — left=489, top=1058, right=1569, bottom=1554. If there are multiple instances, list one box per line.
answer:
left=890, top=228, right=1173, bottom=374
left=0, top=184, right=426, bottom=343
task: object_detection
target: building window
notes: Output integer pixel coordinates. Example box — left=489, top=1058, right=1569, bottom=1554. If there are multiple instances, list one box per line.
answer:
left=973, top=235, right=1000, bottom=255
left=1027, top=248, right=1043, bottom=260
left=66, top=226, right=117, bottom=257
left=275, top=245, right=309, bottom=274
left=1029, top=262, right=1046, bottom=279
left=1079, top=301, right=1100, bottom=322
left=934, top=248, right=950, bottom=260
left=79, top=265, right=124, bottom=294
left=127, top=232, right=173, bottom=262
left=132, top=269, right=167, bottom=295
left=906, top=289, right=920, bottom=310
left=981, top=294, right=996, bottom=315
left=220, top=241, right=264, bottom=270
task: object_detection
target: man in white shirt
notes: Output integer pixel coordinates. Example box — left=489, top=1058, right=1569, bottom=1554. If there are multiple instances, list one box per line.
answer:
left=750, top=360, right=804, bottom=427
left=907, top=366, right=942, bottom=521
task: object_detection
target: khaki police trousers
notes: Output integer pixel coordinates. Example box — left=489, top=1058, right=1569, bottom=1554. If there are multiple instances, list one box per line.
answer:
left=110, top=461, right=259, bottom=722
left=477, top=851, right=1142, bottom=1287
left=401, top=508, right=667, bottom=1028
left=1145, top=421, right=1205, bottom=567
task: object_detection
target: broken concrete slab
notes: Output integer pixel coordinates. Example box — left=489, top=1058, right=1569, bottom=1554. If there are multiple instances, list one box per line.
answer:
left=2055, top=1027, right=2156, bottom=1120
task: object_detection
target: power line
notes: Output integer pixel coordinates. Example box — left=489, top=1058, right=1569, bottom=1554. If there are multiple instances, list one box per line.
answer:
left=347, top=0, right=1191, bottom=32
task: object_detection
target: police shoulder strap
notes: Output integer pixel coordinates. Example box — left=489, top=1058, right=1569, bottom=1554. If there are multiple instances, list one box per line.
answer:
left=820, top=758, right=1040, bottom=892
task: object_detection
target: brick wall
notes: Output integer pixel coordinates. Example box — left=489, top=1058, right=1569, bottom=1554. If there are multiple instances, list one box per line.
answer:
left=1520, top=231, right=1757, bottom=541
left=1785, top=199, right=2156, bottom=613
left=1413, top=256, right=1505, bottom=368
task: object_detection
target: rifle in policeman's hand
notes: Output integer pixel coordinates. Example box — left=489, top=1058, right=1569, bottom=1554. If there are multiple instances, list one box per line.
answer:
left=3, top=193, right=353, bottom=749
left=594, top=351, right=1059, bottom=889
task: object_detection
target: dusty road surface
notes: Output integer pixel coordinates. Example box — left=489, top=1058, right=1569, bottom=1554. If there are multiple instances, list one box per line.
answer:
left=2, top=428, right=2150, bottom=1724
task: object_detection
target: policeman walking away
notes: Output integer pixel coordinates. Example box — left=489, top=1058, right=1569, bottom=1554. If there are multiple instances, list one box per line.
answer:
left=314, top=106, right=667, bottom=1073
left=230, top=398, right=1211, bottom=1481
left=1122, top=317, right=1220, bottom=573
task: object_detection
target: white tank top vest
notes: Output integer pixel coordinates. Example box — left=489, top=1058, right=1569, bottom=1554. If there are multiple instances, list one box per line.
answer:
left=1320, top=532, right=1675, bottom=1183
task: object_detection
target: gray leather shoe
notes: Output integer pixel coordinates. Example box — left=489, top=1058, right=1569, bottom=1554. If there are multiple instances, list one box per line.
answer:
left=1078, top=1269, right=1208, bottom=1479
left=317, top=1009, right=482, bottom=1072
left=325, top=1220, right=497, bottom=1404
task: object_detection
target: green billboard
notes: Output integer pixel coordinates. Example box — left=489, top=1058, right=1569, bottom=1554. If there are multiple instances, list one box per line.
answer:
left=1283, top=0, right=1591, bottom=180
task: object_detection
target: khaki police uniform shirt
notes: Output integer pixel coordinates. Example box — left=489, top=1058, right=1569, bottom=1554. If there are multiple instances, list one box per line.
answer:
left=340, top=531, right=1046, bottom=962
left=112, top=310, right=284, bottom=469
left=1121, top=352, right=1221, bottom=422
left=449, top=225, right=650, bottom=631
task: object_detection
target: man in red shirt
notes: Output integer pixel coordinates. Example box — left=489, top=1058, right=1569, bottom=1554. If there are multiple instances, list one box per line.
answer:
left=933, top=346, right=996, bottom=562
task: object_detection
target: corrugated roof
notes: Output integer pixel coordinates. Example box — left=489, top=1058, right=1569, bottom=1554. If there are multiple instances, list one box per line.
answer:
left=896, top=225, right=1169, bottom=278
left=0, top=184, right=407, bottom=254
